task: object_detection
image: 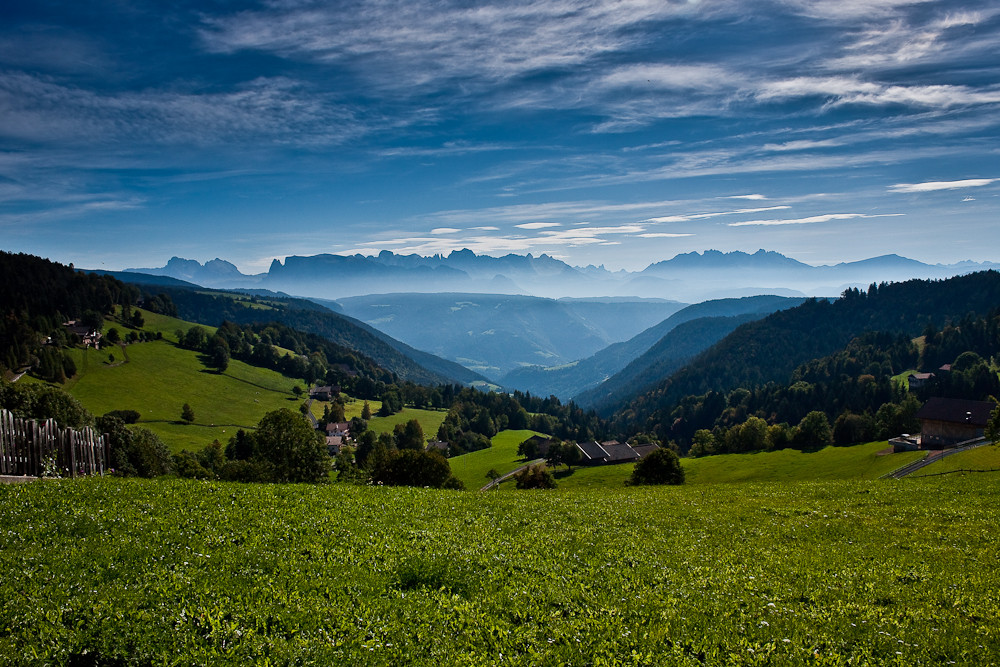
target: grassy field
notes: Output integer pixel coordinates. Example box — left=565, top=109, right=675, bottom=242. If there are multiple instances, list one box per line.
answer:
left=516, top=441, right=927, bottom=490
left=913, top=443, right=1000, bottom=477
left=366, top=407, right=448, bottom=442
left=63, top=339, right=301, bottom=453
left=0, top=475, right=997, bottom=665
left=448, top=429, right=543, bottom=490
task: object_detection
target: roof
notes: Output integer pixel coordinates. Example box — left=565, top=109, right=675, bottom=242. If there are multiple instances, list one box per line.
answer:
left=576, top=440, right=608, bottom=461
left=916, top=397, right=995, bottom=427
left=603, top=443, right=640, bottom=462
left=909, top=372, right=934, bottom=381
left=630, top=444, right=660, bottom=459
left=426, top=440, right=449, bottom=451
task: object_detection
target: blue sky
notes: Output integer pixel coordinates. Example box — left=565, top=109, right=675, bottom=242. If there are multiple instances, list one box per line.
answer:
left=2, top=0, right=999, bottom=272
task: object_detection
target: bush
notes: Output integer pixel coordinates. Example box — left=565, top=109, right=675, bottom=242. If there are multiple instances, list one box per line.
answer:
left=628, top=449, right=684, bottom=486
left=104, top=409, right=141, bottom=424
left=219, top=459, right=275, bottom=483
left=372, top=449, right=463, bottom=489
left=99, top=415, right=172, bottom=478
left=514, top=464, right=556, bottom=490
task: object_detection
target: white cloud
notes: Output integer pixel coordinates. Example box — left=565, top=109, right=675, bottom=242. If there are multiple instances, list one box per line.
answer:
left=761, top=139, right=843, bottom=152
left=728, top=213, right=903, bottom=227
left=639, top=233, right=695, bottom=238
left=644, top=205, right=791, bottom=223
left=888, top=178, right=998, bottom=193
left=725, top=194, right=767, bottom=200
left=430, top=227, right=461, bottom=234
left=516, top=222, right=562, bottom=229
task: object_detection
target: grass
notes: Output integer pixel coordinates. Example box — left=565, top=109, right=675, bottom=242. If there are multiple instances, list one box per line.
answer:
left=681, top=441, right=925, bottom=484
left=131, top=310, right=213, bottom=343
left=448, top=429, right=544, bottom=490
left=913, top=443, right=1000, bottom=477
left=509, top=441, right=927, bottom=490
left=1, top=476, right=998, bottom=665
left=63, top=339, right=301, bottom=453
left=366, top=407, right=447, bottom=442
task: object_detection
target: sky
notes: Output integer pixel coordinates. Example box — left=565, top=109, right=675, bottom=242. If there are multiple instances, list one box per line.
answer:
left=2, top=0, right=999, bottom=273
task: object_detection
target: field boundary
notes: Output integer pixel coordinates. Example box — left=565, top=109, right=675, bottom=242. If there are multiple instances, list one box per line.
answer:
left=881, top=438, right=988, bottom=479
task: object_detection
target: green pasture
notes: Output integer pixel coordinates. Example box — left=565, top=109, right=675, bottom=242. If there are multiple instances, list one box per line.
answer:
left=1, top=476, right=998, bottom=665
left=366, top=407, right=447, bottom=442
left=448, top=429, right=544, bottom=490
left=681, top=440, right=924, bottom=484
left=913, top=443, right=1000, bottom=477
left=129, top=310, right=212, bottom=343
left=63, top=339, right=300, bottom=453
left=508, top=441, right=927, bottom=490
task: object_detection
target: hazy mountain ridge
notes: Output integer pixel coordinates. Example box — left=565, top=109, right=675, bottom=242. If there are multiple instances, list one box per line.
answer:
left=125, top=249, right=1000, bottom=302
left=574, top=313, right=768, bottom=411
left=335, top=293, right=685, bottom=380
left=500, top=295, right=805, bottom=400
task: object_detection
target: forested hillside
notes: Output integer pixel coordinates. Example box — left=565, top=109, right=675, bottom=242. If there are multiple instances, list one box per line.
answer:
left=155, top=287, right=485, bottom=386
left=610, top=272, right=1000, bottom=452
left=0, top=251, right=133, bottom=381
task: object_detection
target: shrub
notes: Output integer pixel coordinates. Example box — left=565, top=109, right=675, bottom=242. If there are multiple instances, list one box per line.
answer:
left=99, top=415, right=173, bottom=478
left=104, top=409, right=141, bottom=424
left=514, top=464, right=556, bottom=490
left=628, top=449, right=684, bottom=486
left=373, top=449, right=463, bottom=489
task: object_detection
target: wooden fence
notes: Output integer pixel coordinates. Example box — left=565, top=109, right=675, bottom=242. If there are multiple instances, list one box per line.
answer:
left=0, top=409, right=109, bottom=478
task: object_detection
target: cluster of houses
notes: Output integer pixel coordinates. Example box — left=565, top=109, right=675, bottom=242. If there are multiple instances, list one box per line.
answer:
left=518, top=434, right=659, bottom=466
left=892, top=396, right=994, bottom=451
left=906, top=364, right=952, bottom=391
left=62, top=320, right=102, bottom=349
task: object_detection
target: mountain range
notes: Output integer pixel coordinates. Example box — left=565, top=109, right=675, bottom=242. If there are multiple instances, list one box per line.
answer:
left=334, top=293, right=684, bottom=380
left=125, top=249, right=1000, bottom=302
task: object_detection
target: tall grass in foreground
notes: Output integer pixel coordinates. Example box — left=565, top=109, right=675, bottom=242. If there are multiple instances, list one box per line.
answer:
left=1, top=475, right=997, bottom=665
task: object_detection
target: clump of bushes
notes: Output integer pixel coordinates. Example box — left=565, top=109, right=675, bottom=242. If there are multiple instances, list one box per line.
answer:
left=514, top=464, right=556, bottom=490
left=627, top=448, right=684, bottom=486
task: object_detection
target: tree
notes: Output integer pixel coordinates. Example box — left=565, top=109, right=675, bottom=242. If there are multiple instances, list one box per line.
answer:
left=986, top=403, right=1000, bottom=444
left=253, top=408, right=329, bottom=483
left=106, top=327, right=121, bottom=345
left=181, top=403, right=195, bottom=424
left=394, top=419, right=425, bottom=450
left=209, top=336, right=230, bottom=372
left=372, top=449, right=462, bottom=489
left=794, top=411, right=833, bottom=448
left=628, top=448, right=684, bottom=486
left=688, top=429, right=715, bottom=457
left=361, top=401, right=372, bottom=420
left=514, top=464, right=556, bottom=489
left=485, top=468, right=501, bottom=484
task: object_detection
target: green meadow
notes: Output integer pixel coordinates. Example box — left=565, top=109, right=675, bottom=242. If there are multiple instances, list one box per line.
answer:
left=1, top=475, right=998, bottom=665
left=912, top=444, right=1000, bottom=477
left=447, top=429, right=543, bottom=490
left=366, top=407, right=448, bottom=442
left=63, top=339, right=302, bottom=453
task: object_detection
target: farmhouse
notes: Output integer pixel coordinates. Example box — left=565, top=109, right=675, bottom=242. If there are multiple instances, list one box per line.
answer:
left=575, top=440, right=609, bottom=464
left=907, top=372, right=934, bottom=391
left=915, top=397, right=994, bottom=448
left=426, top=440, right=449, bottom=454
left=326, top=436, right=344, bottom=455
left=326, top=422, right=350, bottom=438
left=310, top=385, right=337, bottom=401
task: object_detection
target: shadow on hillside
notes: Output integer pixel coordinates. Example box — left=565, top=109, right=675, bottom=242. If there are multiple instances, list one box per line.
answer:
left=552, top=467, right=577, bottom=480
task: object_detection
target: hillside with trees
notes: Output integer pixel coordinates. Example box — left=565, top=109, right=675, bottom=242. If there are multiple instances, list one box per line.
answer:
left=609, top=272, right=1000, bottom=454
